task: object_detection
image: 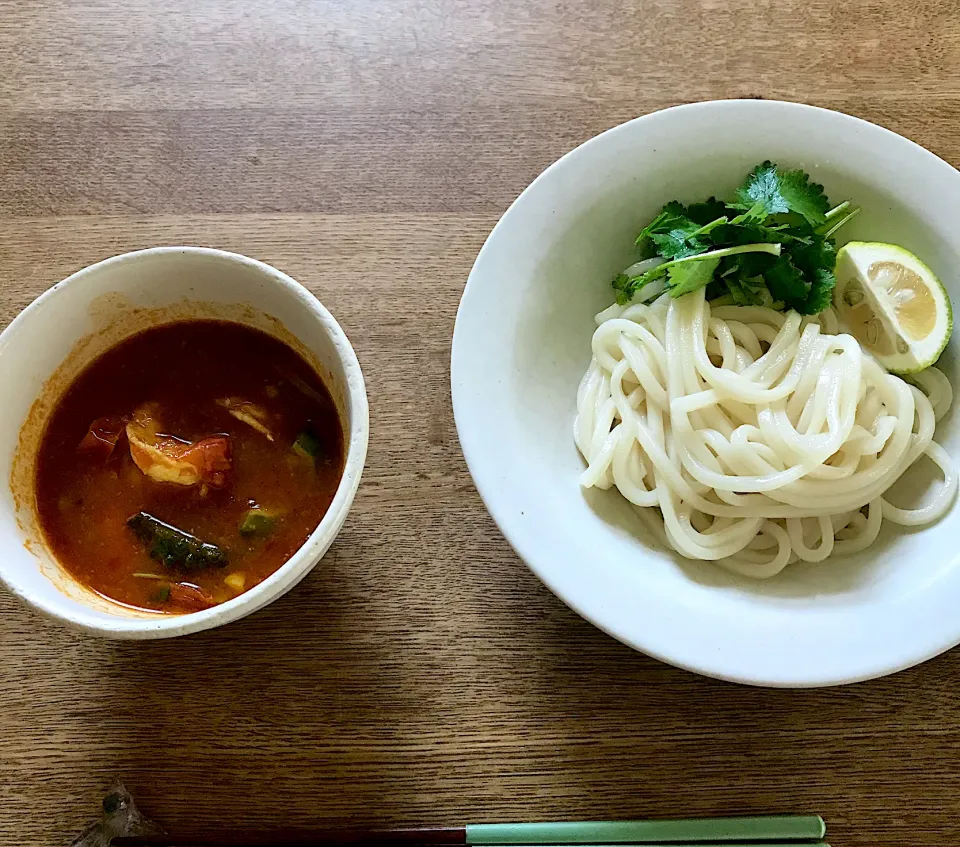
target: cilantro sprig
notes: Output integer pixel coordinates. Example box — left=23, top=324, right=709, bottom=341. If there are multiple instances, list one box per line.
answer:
left=615, top=161, right=859, bottom=314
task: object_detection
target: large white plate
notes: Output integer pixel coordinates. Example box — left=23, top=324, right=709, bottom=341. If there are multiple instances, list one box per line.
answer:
left=451, top=100, right=960, bottom=687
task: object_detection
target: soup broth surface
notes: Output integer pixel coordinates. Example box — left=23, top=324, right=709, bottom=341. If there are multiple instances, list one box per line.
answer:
left=35, top=320, right=345, bottom=614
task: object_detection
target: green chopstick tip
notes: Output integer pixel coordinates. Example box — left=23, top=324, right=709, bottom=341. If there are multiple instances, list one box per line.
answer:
left=466, top=816, right=826, bottom=845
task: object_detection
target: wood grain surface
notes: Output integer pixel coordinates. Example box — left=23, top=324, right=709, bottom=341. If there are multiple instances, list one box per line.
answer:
left=2, top=1, right=960, bottom=845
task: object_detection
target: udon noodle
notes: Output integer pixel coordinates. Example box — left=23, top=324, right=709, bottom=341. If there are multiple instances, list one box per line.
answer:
left=574, top=288, right=958, bottom=577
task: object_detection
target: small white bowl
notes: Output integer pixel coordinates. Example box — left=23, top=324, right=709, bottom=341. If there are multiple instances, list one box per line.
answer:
left=0, top=247, right=369, bottom=638
left=452, top=100, right=960, bottom=687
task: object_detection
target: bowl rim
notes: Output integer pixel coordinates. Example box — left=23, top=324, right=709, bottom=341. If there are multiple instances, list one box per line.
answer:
left=451, top=98, right=960, bottom=687
left=1, top=245, right=370, bottom=638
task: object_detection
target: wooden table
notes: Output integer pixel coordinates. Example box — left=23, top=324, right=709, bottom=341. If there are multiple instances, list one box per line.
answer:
left=2, top=1, right=959, bottom=845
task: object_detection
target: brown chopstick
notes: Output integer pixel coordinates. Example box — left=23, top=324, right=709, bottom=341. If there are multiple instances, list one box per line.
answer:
left=114, top=829, right=466, bottom=847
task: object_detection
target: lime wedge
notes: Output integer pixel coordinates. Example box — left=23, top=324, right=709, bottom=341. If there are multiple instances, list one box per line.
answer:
left=833, top=241, right=953, bottom=374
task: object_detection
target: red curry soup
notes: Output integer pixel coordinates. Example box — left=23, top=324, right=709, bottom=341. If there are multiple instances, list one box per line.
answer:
left=35, top=320, right=345, bottom=615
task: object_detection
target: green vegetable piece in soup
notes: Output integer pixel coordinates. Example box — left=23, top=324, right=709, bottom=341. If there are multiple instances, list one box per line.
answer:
left=239, top=509, right=277, bottom=536
left=127, top=512, right=227, bottom=571
left=292, top=427, right=322, bottom=460
left=151, top=585, right=172, bottom=604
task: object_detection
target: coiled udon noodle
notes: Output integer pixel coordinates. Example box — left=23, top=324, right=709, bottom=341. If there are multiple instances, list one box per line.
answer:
left=574, top=288, right=958, bottom=577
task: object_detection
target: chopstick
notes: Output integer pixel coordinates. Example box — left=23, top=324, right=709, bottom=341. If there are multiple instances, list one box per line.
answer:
left=467, top=817, right=826, bottom=843
left=115, top=842, right=829, bottom=847
left=113, top=815, right=827, bottom=847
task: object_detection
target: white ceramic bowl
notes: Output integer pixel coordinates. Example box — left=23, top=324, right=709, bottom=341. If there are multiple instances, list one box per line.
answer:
left=452, top=100, right=960, bottom=687
left=0, top=247, right=369, bottom=638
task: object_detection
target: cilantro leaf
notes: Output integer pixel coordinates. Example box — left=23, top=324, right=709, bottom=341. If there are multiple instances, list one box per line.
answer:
left=777, top=169, right=830, bottom=227
left=620, top=162, right=844, bottom=315
left=636, top=203, right=708, bottom=259
left=704, top=278, right=728, bottom=301
left=612, top=272, right=633, bottom=304
left=726, top=275, right=770, bottom=307
left=763, top=256, right=808, bottom=308
left=612, top=265, right=668, bottom=305
left=734, top=161, right=789, bottom=219
left=790, top=235, right=836, bottom=277
left=666, top=256, right=721, bottom=298
left=636, top=201, right=731, bottom=260
left=709, top=221, right=783, bottom=247
left=733, top=161, right=829, bottom=227
left=798, top=267, right=836, bottom=315
left=685, top=197, right=728, bottom=225
left=651, top=228, right=710, bottom=260
left=635, top=204, right=693, bottom=243
left=732, top=250, right=777, bottom=278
